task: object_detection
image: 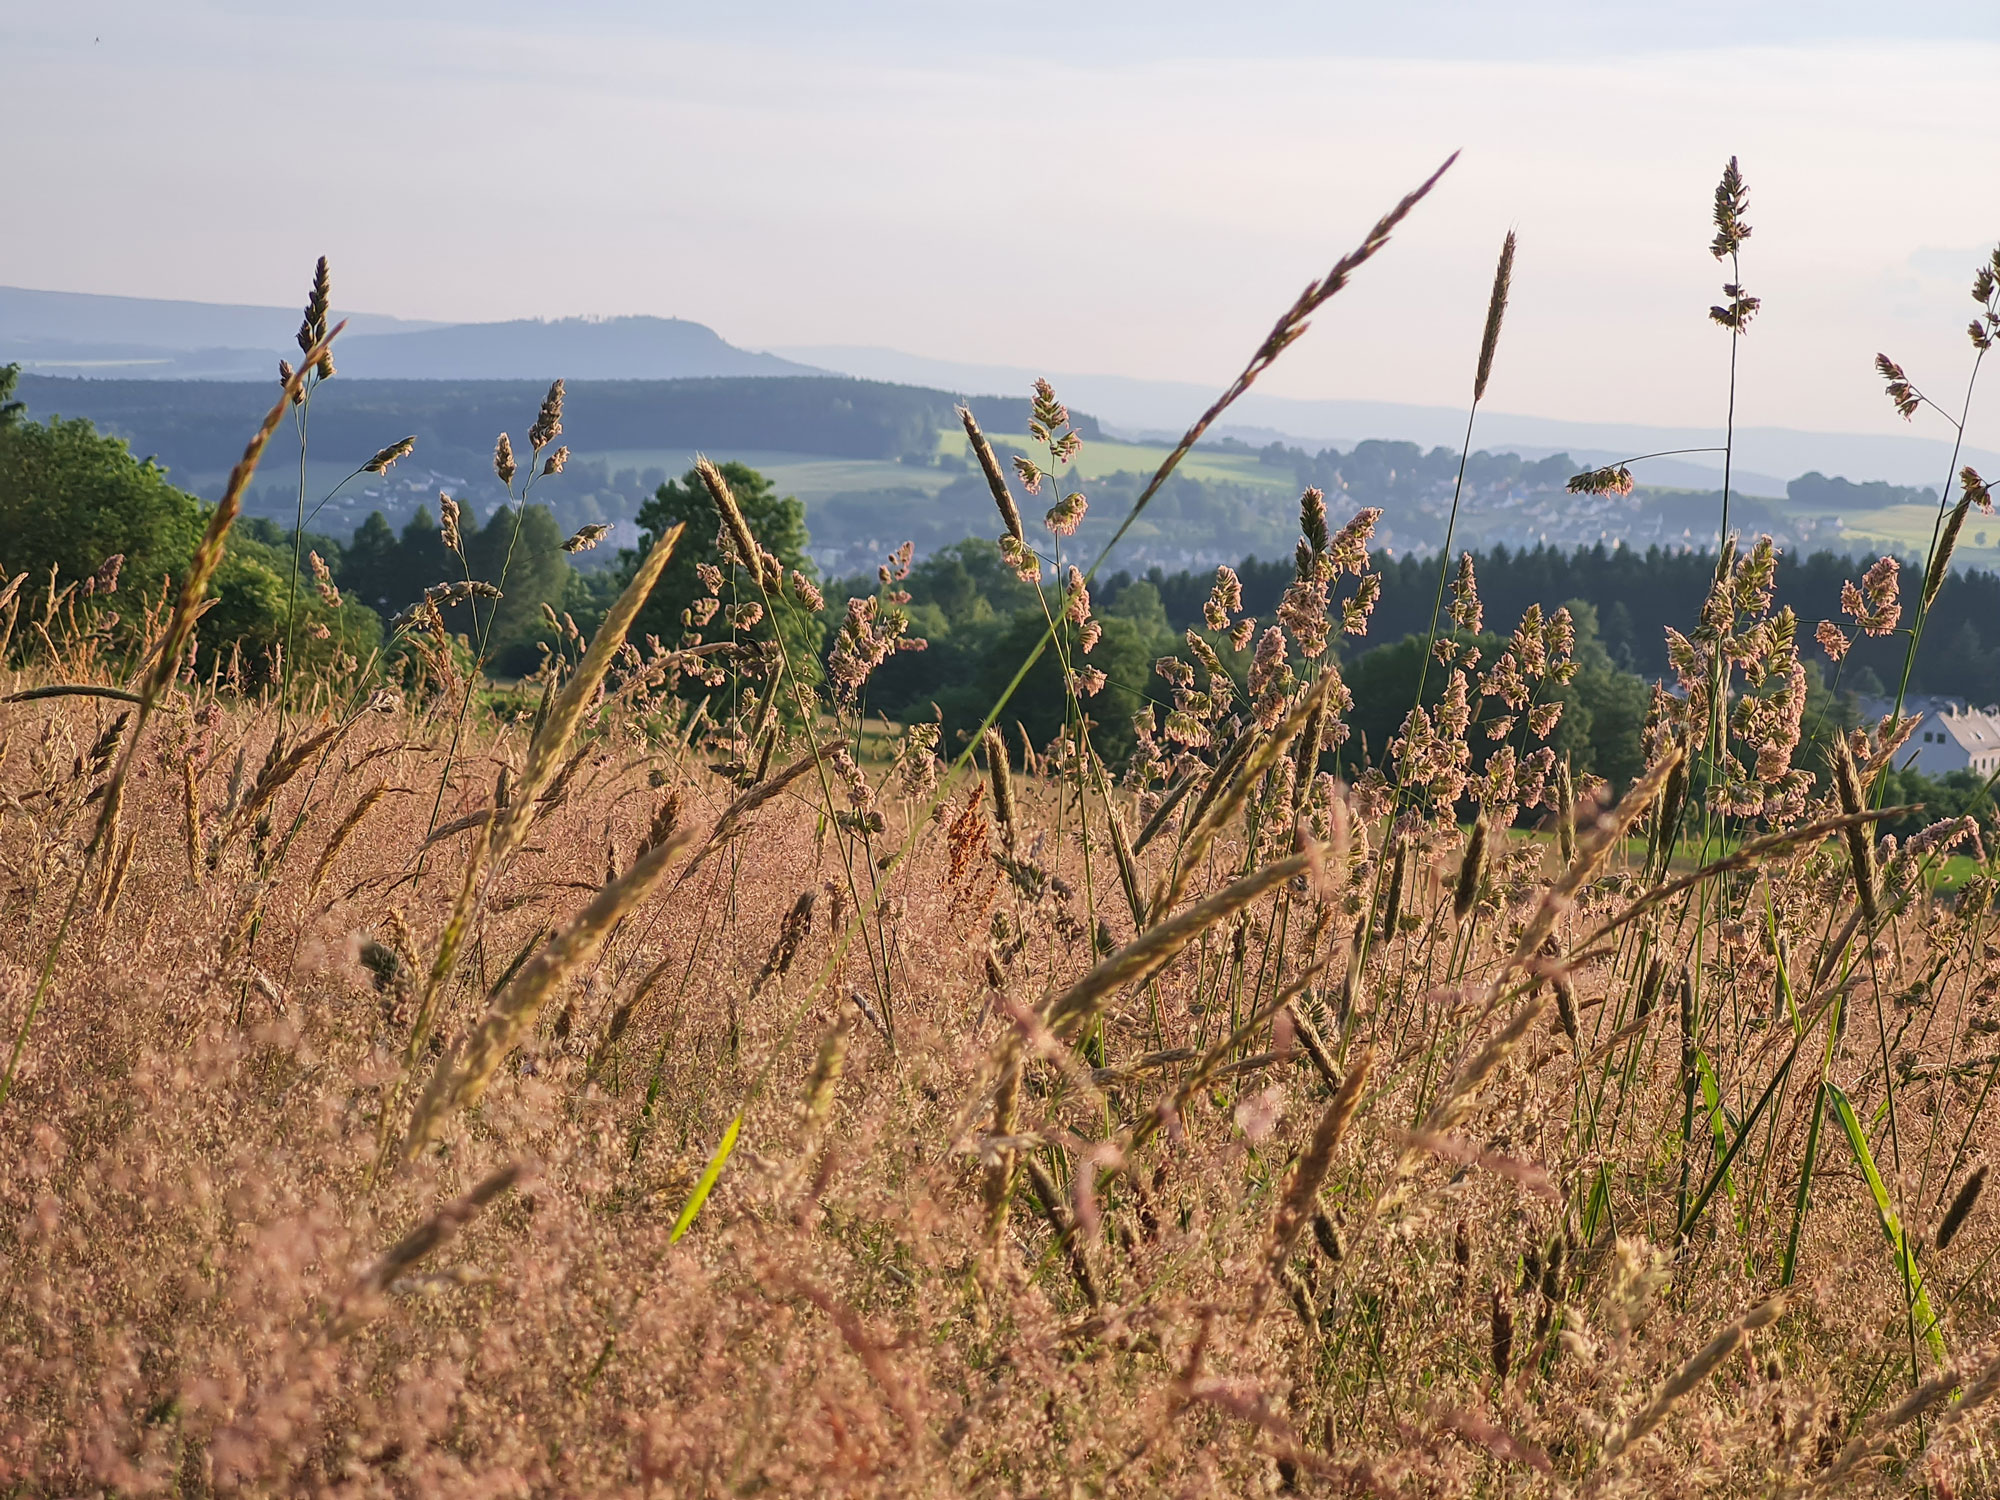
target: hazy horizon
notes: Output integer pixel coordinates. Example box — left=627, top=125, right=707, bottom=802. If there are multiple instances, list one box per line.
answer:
left=6, top=2, right=1998, bottom=445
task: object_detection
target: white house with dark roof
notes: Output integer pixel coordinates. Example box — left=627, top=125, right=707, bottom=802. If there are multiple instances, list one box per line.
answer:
left=1906, top=703, right=2000, bottom=776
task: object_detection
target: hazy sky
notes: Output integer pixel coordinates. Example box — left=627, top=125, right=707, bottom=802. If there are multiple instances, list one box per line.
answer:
left=6, top=1, right=1999, bottom=437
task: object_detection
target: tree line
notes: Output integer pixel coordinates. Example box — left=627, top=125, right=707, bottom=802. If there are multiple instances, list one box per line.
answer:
left=2, top=361, right=1992, bottom=842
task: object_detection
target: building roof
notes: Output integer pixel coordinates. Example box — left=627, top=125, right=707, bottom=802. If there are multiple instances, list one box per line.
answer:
left=1937, top=704, right=2000, bottom=752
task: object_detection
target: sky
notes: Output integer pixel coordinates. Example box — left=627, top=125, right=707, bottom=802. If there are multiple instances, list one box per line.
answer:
left=5, top=1, right=1999, bottom=440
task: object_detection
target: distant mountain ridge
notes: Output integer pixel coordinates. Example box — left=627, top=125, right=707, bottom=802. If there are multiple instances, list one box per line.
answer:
left=333, top=317, right=821, bottom=380
left=0, top=284, right=448, bottom=347
left=9, top=285, right=1995, bottom=492
left=0, top=287, right=824, bottom=382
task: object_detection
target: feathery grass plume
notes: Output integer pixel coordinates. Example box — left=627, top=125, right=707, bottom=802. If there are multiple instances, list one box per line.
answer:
left=1973, top=246, right=2000, bottom=347
left=1090, top=154, right=1456, bottom=554
left=488, top=522, right=686, bottom=865
left=1105, top=800, right=1148, bottom=932
left=1490, top=1288, right=1514, bottom=1379
left=1133, top=767, right=1196, bottom=854
left=982, top=727, right=1016, bottom=849
left=1710, top=283, right=1760, bottom=331
left=1875, top=353, right=1923, bottom=420
left=1924, top=482, right=1973, bottom=610
left=1473, top=230, right=1516, bottom=402
left=140, top=335, right=337, bottom=721
left=1590, top=1295, right=1784, bottom=1477
left=1255, top=1051, right=1370, bottom=1317
left=1805, top=1366, right=1963, bottom=1495
left=636, top=789, right=683, bottom=859
left=220, top=721, right=348, bottom=850
left=1289, top=998, right=1341, bottom=1089
left=1567, top=463, right=1635, bottom=497
left=1831, top=734, right=1878, bottom=926
left=1153, top=672, right=1338, bottom=924
left=1046, top=850, right=1312, bottom=1042
left=381, top=520, right=691, bottom=1163
left=438, top=496, right=462, bottom=555
left=1706, top=158, right=1759, bottom=331
left=1509, top=747, right=1681, bottom=975
left=798, top=1016, right=851, bottom=1161
left=0, top=569, right=25, bottom=659
left=97, top=829, right=137, bottom=919
left=562, top=522, right=611, bottom=553
left=1015, top=720, right=1038, bottom=779
left=1710, top=156, right=1752, bottom=259
left=1413, top=985, right=1552, bottom=1147
left=493, top=432, right=516, bottom=486
left=298, top=255, right=334, bottom=379
left=405, top=826, right=696, bottom=1159
left=181, top=757, right=203, bottom=887
left=1292, top=688, right=1326, bottom=785
left=1656, top=751, right=1687, bottom=844
left=308, top=550, right=341, bottom=609
left=957, top=404, right=1024, bottom=544
left=1022, top=1156, right=1101, bottom=1307
left=1180, top=725, right=1260, bottom=843
left=697, top=457, right=779, bottom=589
left=1964, top=465, right=1994, bottom=513
left=309, top=785, right=389, bottom=900
left=751, top=890, right=816, bottom=1001
left=1454, top=820, right=1486, bottom=924
left=363, top=436, right=415, bottom=474
left=528, top=378, right=564, bottom=452
left=1919, top=1348, right=2000, bottom=1466
left=1937, top=1164, right=1986, bottom=1251
left=983, top=1051, right=1023, bottom=1248
left=1380, top=837, right=1408, bottom=941
left=1555, top=758, right=1576, bottom=869
left=338, top=1163, right=528, bottom=1331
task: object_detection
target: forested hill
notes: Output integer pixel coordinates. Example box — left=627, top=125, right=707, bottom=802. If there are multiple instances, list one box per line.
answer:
left=11, top=374, right=1089, bottom=487
left=1110, top=541, right=2000, bottom=705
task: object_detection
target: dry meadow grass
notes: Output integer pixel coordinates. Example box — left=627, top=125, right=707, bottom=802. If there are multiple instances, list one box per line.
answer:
left=5, top=164, right=2000, bottom=1498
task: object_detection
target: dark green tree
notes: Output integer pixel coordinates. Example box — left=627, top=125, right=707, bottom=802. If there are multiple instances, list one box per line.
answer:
left=0, top=393, right=374, bottom=678
left=339, top=511, right=409, bottom=616
left=465, top=502, right=571, bottom=674
left=624, top=462, right=823, bottom=692
left=1549, top=600, right=1650, bottom=793
left=0, top=408, right=203, bottom=599
left=0, top=363, right=24, bottom=428
left=199, top=534, right=382, bottom=682
left=936, top=610, right=1153, bottom=763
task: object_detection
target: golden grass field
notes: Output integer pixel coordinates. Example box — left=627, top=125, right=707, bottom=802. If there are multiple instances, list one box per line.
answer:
left=5, top=161, right=2000, bottom=1498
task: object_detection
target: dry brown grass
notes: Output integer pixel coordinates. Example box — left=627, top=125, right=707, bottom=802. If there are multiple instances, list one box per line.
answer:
left=1, top=601, right=1998, bottom=1496
left=6, top=181, right=2000, bottom=1498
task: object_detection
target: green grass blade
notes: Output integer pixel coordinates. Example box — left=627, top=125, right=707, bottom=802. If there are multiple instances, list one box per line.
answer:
left=670, top=1113, right=743, bottom=1244
left=1695, top=1051, right=1737, bottom=1209
left=1828, top=1083, right=1946, bottom=1364
left=1679, top=1043, right=1796, bottom=1246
